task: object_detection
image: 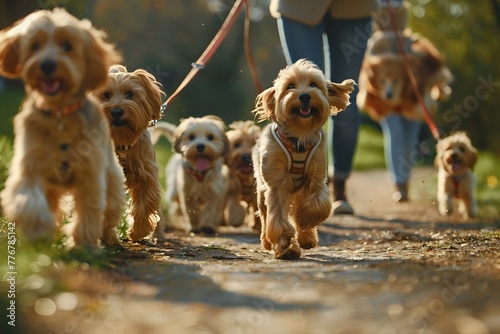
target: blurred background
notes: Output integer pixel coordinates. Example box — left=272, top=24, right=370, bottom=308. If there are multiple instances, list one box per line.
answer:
left=0, top=0, right=499, bottom=166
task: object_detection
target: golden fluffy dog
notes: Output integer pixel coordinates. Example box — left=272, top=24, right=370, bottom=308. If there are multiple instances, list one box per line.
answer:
left=435, top=132, right=478, bottom=218
left=223, top=120, right=262, bottom=229
left=357, top=29, right=453, bottom=121
left=252, top=59, right=354, bottom=259
left=151, top=116, right=229, bottom=234
left=0, top=9, right=125, bottom=245
left=94, top=65, right=166, bottom=241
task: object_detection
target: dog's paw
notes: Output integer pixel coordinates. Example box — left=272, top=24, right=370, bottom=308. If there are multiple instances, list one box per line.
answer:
left=298, top=228, right=318, bottom=249
left=274, top=237, right=301, bottom=260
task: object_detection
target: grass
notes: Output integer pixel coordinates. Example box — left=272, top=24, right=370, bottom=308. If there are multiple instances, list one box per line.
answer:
left=0, top=85, right=24, bottom=138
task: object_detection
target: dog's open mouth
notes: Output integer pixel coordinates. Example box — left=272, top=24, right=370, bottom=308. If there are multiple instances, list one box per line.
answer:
left=292, top=107, right=316, bottom=118
left=452, top=157, right=462, bottom=172
left=238, top=163, right=253, bottom=174
left=112, top=119, right=127, bottom=127
left=40, top=79, right=63, bottom=96
left=194, top=155, right=211, bottom=171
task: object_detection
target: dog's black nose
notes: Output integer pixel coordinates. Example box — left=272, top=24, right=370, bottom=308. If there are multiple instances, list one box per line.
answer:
left=196, top=144, right=205, bottom=152
left=242, top=154, right=252, bottom=164
left=386, top=91, right=393, bottom=99
left=452, top=153, right=458, bottom=158
left=299, top=93, right=311, bottom=108
left=111, top=108, right=124, bottom=119
left=40, top=59, right=56, bottom=75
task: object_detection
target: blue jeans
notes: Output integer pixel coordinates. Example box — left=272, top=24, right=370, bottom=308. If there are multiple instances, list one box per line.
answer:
left=379, top=114, right=422, bottom=185
left=277, top=15, right=371, bottom=181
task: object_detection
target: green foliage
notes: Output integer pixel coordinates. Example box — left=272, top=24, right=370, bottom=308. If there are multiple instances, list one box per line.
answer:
left=353, top=125, right=386, bottom=170
left=0, top=136, right=13, bottom=192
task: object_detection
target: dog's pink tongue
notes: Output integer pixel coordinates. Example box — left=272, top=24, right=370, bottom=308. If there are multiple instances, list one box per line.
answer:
left=300, top=107, right=311, bottom=116
left=452, top=162, right=461, bottom=172
left=41, top=80, right=61, bottom=95
left=195, top=157, right=210, bottom=171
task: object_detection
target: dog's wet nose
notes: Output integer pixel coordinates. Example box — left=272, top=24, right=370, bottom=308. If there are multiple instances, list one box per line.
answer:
left=111, top=108, right=124, bottom=119
left=40, top=59, right=56, bottom=75
left=242, top=154, right=252, bottom=164
left=299, top=93, right=311, bottom=108
left=196, top=144, right=205, bottom=152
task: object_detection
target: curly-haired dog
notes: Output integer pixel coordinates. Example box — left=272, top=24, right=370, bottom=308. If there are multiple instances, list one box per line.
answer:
left=435, top=132, right=478, bottom=218
left=223, top=120, right=262, bottom=229
left=94, top=64, right=166, bottom=241
left=151, top=116, right=229, bottom=234
left=252, top=59, right=355, bottom=259
left=0, top=9, right=125, bottom=245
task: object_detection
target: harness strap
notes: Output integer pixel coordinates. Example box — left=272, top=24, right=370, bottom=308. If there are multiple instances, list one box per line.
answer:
left=271, top=124, right=322, bottom=190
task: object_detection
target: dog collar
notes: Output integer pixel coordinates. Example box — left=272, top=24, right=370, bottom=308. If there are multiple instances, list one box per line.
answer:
left=39, top=100, right=85, bottom=117
left=274, top=126, right=317, bottom=153
left=115, top=144, right=133, bottom=172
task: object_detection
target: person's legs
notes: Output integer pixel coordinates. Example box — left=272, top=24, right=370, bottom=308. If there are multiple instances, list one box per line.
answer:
left=277, top=17, right=326, bottom=68
left=326, top=16, right=371, bottom=213
left=380, top=114, right=422, bottom=201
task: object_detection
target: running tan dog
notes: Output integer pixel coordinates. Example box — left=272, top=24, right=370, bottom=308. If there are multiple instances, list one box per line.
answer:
left=94, top=65, right=166, bottom=241
left=0, top=9, right=125, bottom=245
left=252, top=59, right=354, bottom=259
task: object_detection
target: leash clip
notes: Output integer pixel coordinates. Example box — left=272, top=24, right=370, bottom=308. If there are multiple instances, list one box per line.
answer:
left=191, top=62, right=205, bottom=69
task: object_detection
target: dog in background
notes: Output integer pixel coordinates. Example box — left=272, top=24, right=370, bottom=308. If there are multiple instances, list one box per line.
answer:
left=435, top=132, right=478, bottom=218
left=94, top=64, right=166, bottom=241
left=223, top=120, right=262, bottom=229
left=0, top=9, right=125, bottom=245
left=151, top=116, right=229, bottom=234
left=357, top=12, right=453, bottom=122
left=252, top=59, right=354, bottom=259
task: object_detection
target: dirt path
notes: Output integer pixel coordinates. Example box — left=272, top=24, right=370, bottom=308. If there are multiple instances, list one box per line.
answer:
left=18, top=168, right=500, bottom=334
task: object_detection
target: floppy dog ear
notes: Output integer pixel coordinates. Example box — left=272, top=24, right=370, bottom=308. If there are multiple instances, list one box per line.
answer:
left=466, top=142, right=478, bottom=169
left=0, top=28, right=22, bottom=78
left=434, top=141, right=443, bottom=169
left=327, top=79, right=355, bottom=115
left=81, top=21, right=122, bottom=91
left=253, top=87, right=276, bottom=122
left=134, top=69, right=164, bottom=121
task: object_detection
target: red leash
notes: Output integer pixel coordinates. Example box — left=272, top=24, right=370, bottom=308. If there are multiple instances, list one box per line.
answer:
left=161, top=0, right=262, bottom=113
left=386, top=0, right=441, bottom=141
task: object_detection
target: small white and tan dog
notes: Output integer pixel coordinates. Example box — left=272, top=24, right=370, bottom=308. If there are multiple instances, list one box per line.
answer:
left=435, top=132, right=478, bottom=218
left=151, top=116, right=229, bottom=234
left=252, top=59, right=354, bottom=259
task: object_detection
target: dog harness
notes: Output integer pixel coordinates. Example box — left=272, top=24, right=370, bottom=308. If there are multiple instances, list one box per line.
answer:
left=271, top=124, right=322, bottom=190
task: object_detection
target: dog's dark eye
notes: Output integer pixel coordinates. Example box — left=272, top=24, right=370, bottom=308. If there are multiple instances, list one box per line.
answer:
left=103, top=92, right=112, bottom=99
left=207, top=134, right=214, bottom=141
left=31, top=42, right=40, bottom=52
left=188, top=134, right=195, bottom=141
left=61, top=41, right=72, bottom=52
left=310, top=82, right=317, bottom=88
left=287, top=84, right=295, bottom=90
left=234, top=141, right=241, bottom=149
left=125, top=91, right=134, bottom=100
left=459, top=146, right=465, bottom=152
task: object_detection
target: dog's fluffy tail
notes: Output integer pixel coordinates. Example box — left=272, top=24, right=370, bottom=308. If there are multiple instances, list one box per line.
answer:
left=149, top=121, right=177, bottom=144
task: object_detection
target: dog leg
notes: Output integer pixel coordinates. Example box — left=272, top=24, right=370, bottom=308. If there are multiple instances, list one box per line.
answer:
left=102, top=164, right=126, bottom=246
left=438, top=193, right=453, bottom=216
left=297, top=227, right=318, bottom=249
left=1, top=177, right=56, bottom=242
left=256, top=188, right=272, bottom=250
left=295, top=182, right=332, bottom=231
left=128, top=172, right=163, bottom=241
left=264, top=188, right=301, bottom=259
left=152, top=208, right=167, bottom=241
left=71, top=172, right=107, bottom=246
left=224, top=197, right=246, bottom=227
left=459, top=194, right=477, bottom=219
